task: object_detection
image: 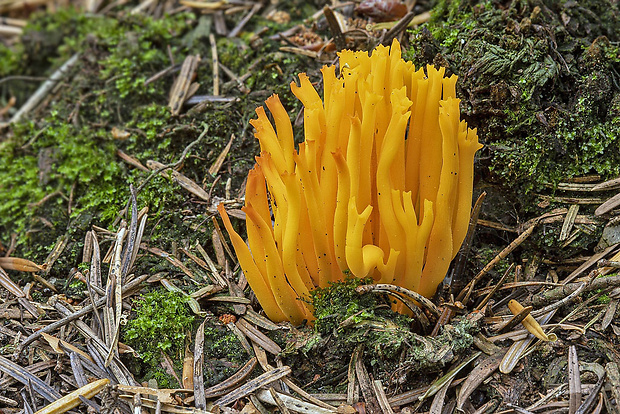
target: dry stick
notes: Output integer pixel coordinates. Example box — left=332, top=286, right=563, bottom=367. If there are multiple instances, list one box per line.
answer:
left=560, top=204, right=579, bottom=241
left=19, top=274, right=149, bottom=350
left=255, top=389, right=334, bottom=414
left=0, top=75, right=48, bottom=86
left=372, top=380, right=395, bottom=414
left=460, top=220, right=537, bottom=305
left=602, top=297, right=619, bottom=330
left=595, top=191, right=620, bottom=216
left=228, top=3, right=261, bottom=38
left=209, top=34, right=219, bottom=96
left=67, top=349, right=88, bottom=388
left=236, top=318, right=281, bottom=355
left=530, top=281, right=587, bottom=318
left=227, top=320, right=258, bottom=355
left=79, top=395, right=102, bottom=413
left=389, top=378, right=465, bottom=408
left=593, top=175, right=620, bottom=191
left=0, top=257, right=44, bottom=272
left=169, top=55, right=200, bottom=115
left=214, top=366, right=291, bottom=407
left=180, top=247, right=222, bottom=285
left=268, top=388, right=292, bottom=414
left=211, top=216, right=236, bottom=263
left=0, top=25, right=22, bottom=37
left=146, top=158, right=212, bottom=201
left=144, top=63, right=178, bottom=86
left=530, top=273, right=620, bottom=308
left=356, top=284, right=438, bottom=326
left=45, top=233, right=70, bottom=275
left=218, top=62, right=249, bottom=93
left=0, top=356, right=61, bottom=403
left=195, top=241, right=228, bottom=287
left=473, top=281, right=560, bottom=297
left=120, top=186, right=138, bottom=280
left=347, top=348, right=360, bottom=405
left=280, top=377, right=337, bottom=411
left=0, top=361, right=55, bottom=390
left=86, top=231, right=105, bottom=333
left=322, top=6, right=345, bottom=50
left=429, top=377, right=453, bottom=414
left=381, top=10, right=416, bottom=45
left=355, top=349, right=381, bottom=413
left=475, top=263, right=515, bottom=312
left=145, top=246, right=198, bottom=281
left=53, top=300, right=134, bottom=385
left=598, top=259, right=620, bottom=268
left=10, top=53, right=80, bottom=123
left=242, top=310, right=279, bottom=331
left=128, top=210, right=148, bottom=275
left=27, top=190, right=65, bottom=209
left=203, top=357, right=257, bottom=398
left=186, top=350, right=199, bottom=389
left=575, top=372, right=606, bottom=414
left=456, top=351, right=504, bottom=410
left=85, top=341, right=111, bottom=378
left=117, top=149, right=149, bottom=171
left=0, top=265, right=39, bottom=317
left=563, top=243, right=619, bottom=285
left=193, top=318, right=206, bottom=409
left=208, top=133, right=235, bottom=176
left=420, top=351, right=482, bottom=404
left=568, top=345, right=581, bottom=414
left=104, top=226, right=126, bottom=367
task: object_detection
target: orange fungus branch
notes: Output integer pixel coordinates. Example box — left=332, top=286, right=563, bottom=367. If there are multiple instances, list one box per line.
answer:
left=219, top=39, right=483, bottom=324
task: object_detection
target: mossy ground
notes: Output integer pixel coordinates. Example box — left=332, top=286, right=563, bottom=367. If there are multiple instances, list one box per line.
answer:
left=0, top=7, right=312, bottom=268
left=0, top=4, right=315, bottom=388
left=279, top=278, right=480, bottom=393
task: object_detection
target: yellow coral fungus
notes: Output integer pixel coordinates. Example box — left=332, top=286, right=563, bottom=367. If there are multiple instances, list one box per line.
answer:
left=218, top=39, right=483, bottom=324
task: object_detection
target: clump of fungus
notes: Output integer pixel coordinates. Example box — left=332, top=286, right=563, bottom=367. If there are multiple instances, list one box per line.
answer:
left=218, top=40, right=482, bottom=324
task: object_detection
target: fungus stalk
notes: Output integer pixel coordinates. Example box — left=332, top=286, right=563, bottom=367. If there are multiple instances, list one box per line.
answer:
left=219, top=39, right=483, bottom=324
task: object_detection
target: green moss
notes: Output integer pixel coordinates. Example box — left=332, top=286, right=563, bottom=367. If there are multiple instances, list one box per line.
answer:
left=279, top=279, right=411, bottom=391
left=0, top=43, right=20, bottom=76
left=399, top=315, right=477, bottom=375
left=143, top=367, right=181, bottom=389
left=0, top=115, right=126, bottom=257
left=0, top=124, right=47, bottom=236
left=283, top=278, right=480, bottom=392
left=310, top=277, right=390, bottom=335
left=596, top=293, right=611, bottom=305
left=124, top=289, right=195, bottom=366
left=122, top=289, right=250, bottom=389
left=96, top=14, right=194, bottom=103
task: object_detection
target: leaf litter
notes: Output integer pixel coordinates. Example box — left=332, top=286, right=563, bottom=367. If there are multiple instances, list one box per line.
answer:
left=1, top=0, right=620, bottom=413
